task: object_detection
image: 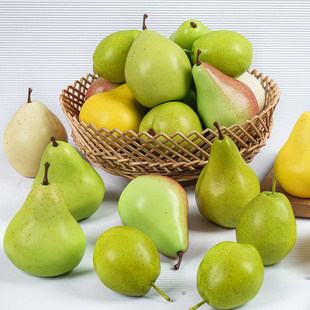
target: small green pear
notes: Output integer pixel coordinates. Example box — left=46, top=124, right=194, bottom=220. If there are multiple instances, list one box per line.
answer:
left=195, top=122, right=260, bottom=228
left=93, top=226, right=170, bottom=301
left=236, top=174, right=297, bottom=265
left=189, top=241, right=264, bottom=310
left=32, top=137, right=105, bottom=221
left=3, top=162, right=86, bottom=277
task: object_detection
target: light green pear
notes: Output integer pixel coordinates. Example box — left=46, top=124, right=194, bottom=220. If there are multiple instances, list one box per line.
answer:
left=118, top=175, right=189, bottom=270
left=3, top=162, right=86, bottom=277
left=236, top=174, right=297, bottom=265
left=93, top=29, right=140, bottom=83
left=32, top=137, right=105, bottom=221
left=124, top=14, right=192, bottom=108
left=195, top=122, right=260, bottom=228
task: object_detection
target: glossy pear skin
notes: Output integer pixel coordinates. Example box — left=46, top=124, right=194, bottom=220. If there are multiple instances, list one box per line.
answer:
left=93, top=226, right=161, bottom=297
left=195, top=132, right=260, bottom=228
left=3, top=176, right=86, bottom=277
left=274, top=111, right=310, bottom=198
left=193, top=241, right=264, bottom=310
left=193, top=62, right=259, bottom=130
left=124, top=29, right=192, bottom=108
left=236, top=179, right=297, bottom=265
left=32, top=140, right=105, bottom=221
left=93, top=30, right=140, bottom=83
left=118, top=175, right=189, bottom=259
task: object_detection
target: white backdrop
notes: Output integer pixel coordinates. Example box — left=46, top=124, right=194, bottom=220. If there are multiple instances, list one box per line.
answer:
left=1, top=1, right=310, bottom=310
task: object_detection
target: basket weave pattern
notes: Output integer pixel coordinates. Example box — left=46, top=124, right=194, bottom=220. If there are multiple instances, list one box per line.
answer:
left=60, top=70, right=281, bottom=183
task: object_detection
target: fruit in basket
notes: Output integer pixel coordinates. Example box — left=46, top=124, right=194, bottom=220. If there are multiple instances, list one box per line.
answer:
left=84, top=77, right=120, bottom=101
left=236, top=71, right=266, bottom=113
left=274, top=111, right=310, bottom=198
left=3, top=162, right=86, bottom=277
left=192, top=51, right=259, bottom=130
left=189, top=241, right=264, bottom=310
left=236, top=174, right=297, bottom=265
left=79, top=83, right=145, bottom=133
left=195, top=122, right=260, bottom=228
left=3, top=88, right=68, bottom=177
left=138, top=101, right=203, bottom=150
left=169, top=19, right=211, bottom=52
left=93, top=226, right=170, bottom=301
left=191, top=30, right=253, bottom=78
left=93, top=29, right=140, bottom=83
left=31, top=137, right=105, bottom=221
left=124, top=14, right=192, bottom=108
left=118, top=175, right=189, bottom=270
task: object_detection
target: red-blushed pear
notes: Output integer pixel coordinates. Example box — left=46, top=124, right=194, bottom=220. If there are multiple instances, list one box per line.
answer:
left=84, top=77, right=120, bottom=101
left=118, top=175, right=189, bottom=270
left=192, top=50, right=259, bottom=130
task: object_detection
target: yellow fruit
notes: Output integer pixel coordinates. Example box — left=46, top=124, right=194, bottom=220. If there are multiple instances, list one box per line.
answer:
left=79, top=83, right=145, bottom=133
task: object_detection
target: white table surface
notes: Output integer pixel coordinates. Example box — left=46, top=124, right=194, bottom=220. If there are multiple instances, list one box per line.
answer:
left=1, top=1, right=310, bottom=309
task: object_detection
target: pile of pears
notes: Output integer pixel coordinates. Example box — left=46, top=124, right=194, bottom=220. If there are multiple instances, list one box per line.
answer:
left=79, top=14, right=266, bottom=140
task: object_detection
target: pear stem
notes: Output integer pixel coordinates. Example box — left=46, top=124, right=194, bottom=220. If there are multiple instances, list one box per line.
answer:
left=43, top=162, right=50, bottom=185
left=173, top=251, right=184, bottom=270
left=151, top=283, right=170, bottom=301
left=147, top=128, right=156, bottom=136
left=272, top=173, right=278, bottom=194
left=142, top=13, right=148, bottom=30
left=51, top=136, right=58, bottom=147
left=189, top=300, right=207, bottom=310
left=190, top=21, right=197, bottom=28
left=27, top=88, right=32, bottom=103
left=196, top=50, right=202, bottom=66
left=213, top=121, right=224, bottom=140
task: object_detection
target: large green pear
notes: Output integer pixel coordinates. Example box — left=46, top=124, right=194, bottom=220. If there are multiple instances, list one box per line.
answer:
left=236, top=174, right=297, bottom=265
left=195, top=122, right=260, bottom=228
left=124, top=18, right=192, bottom=108
left=93, top=226, right=170, bottom=300
left=191, top=30, right=253, bottom=78
left=189, top=241, right=264, bottom=310
left=32, top=137, right=105, bottom=221
left=118, top=175, right=189, bottom=270
left=3, top=162, right=86, bottom=277
left=93, top=29, right=140, bottom=83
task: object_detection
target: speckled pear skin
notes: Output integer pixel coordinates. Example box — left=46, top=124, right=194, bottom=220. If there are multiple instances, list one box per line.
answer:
left=192, top=61, right=259, bottom=130
left=236, top=187, right=297, bottom=266
left=3, top=170, right=86, bottom=277
left=93, top=226, right=161, bottom=297
left=195, top=130, right=260, bottom=228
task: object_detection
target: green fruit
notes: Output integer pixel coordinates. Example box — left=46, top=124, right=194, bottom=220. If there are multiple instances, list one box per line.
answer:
left=118, top=175, right=189, bottom=270
left=189, top=241, right=264, bottom=310
left=93, top=29, right=140, bottom=83
left=124, top=15, right=192, bottom=108
left=32, top=137, right=105, bottom=221
left=3, top=162, right=86, bottom=277
left=93, top=226, right=170, bottom=301
left=236, top=174, right=297, bottom=265
left=195, top=122, right=260, bottom=228
left=191, top=30, right=253, bottom=78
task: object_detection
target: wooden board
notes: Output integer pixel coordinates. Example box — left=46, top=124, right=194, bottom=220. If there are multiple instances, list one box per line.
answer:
left=260, top=168, right=310, bottom=218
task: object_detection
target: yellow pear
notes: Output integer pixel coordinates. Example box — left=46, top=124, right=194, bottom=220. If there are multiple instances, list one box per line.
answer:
left=274, top=111, right=310, bottom=198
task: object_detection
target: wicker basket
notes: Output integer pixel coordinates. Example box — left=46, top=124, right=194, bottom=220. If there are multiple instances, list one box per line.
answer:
left=60, top=69, right=280, bottom=184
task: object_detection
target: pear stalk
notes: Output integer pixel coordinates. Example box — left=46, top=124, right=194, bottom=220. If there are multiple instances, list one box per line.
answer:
left=272, top=173, right=277, bottom=194
left=51, top=136, right=58, bottom=147
left=188, top=300, right=207, bottom=310
left=42, top=162, right=50, bottom=185
left=196, top=49, right=202, bottom=66
left=213, top=121, right=224, bottom=140
left=151, top=283, right=170, bottom=301
left=27, top=87, right=32, bottom=103
left=142, top=13, right=148, bottom=30
left=173, top=251, right=184, bottom=270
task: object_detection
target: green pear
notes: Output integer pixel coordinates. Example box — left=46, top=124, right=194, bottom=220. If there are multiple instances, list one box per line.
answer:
left=3, top=88, right=68, bottom=177
left=138, top=101, right=203, bottom=150
left=3, top=162, right=86, bottom=277
left=170, top=19, right=211, bottom=51
left=236, top=174, right=297, bottom=265
left=93, top=226, right=170, bottom=301
left=124, top=14, right=192, bottom=108
left=192, top=51, right=259, bottom=130
left=189, top=241, right=264, bottom=310
left=93, top=29, right=140, bottom=83
left=118, top=175, right=189, bottom=270
left=32, top=137, right=105, bottom=221
left=191, top=30, right=253, bottom=77
left=195, top=122, right=260, bottom=228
